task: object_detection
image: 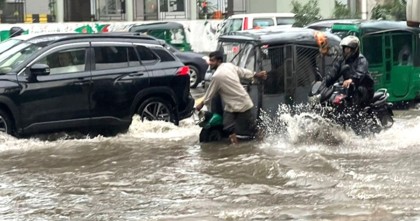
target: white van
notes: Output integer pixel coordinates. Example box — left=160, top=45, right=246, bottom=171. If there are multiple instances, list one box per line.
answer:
left=220, top=13, right=295, bottom=35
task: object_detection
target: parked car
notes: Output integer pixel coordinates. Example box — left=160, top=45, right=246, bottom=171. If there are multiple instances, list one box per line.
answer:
left=114, top=32, right=209, bottom=88
left=0, top=33, right=194, bottom=137
left=161, top=42, right=208, bottom=88
left=220, top=13, right=295, bottom=36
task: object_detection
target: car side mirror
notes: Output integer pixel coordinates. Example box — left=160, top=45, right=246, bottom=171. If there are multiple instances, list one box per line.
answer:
left=30, top=63, right=50, bottom=76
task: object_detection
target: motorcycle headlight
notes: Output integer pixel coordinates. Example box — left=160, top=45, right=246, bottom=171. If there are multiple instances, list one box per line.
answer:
left=308, top=94, right=321, bottom=105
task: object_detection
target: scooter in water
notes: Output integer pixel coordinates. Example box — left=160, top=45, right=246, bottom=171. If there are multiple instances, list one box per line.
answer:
left=196, top=110, right=227, bottom=142
left=308, top=81, right=394, bottom=135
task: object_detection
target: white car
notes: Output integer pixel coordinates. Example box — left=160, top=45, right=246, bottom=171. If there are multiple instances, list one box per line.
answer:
left=220, top=13, right=295, bottom=36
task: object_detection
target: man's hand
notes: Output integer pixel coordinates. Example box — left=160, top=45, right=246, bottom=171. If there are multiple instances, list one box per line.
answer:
left=254, top=70, right=267, bottom=80
left=343, top=79, right=353, bottom=88
left=195, top=102, right=204, bottom=111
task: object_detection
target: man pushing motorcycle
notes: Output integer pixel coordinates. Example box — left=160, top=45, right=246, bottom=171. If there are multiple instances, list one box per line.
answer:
left=324, top=35, right=375, bottom=108
left=195, top=51, right=267, bottom=144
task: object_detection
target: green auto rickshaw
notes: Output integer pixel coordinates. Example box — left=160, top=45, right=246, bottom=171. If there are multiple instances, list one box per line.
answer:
left=129, top=21, right=192, bottom=52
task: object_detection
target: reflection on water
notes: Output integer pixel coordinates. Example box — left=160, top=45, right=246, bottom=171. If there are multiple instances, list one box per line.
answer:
left=0, top=109, right=419, bottom=220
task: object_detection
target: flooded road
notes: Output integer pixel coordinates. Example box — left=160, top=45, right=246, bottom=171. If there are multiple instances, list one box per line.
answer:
left=1, top=89, right=420, bottom=220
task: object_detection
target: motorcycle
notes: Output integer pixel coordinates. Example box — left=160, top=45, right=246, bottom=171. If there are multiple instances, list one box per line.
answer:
left=196, top=110, right=226, bottom=142
left=308, top=81, right=394, bottom=135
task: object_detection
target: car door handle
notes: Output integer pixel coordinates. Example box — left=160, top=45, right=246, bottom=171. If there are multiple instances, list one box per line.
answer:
left=73, top=80, right=90, bottom=86
left=128, top=72, right=144, bottom=77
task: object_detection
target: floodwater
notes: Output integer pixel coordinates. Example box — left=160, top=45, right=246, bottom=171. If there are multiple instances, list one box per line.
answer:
left=0, top=90, right=420, bottom=220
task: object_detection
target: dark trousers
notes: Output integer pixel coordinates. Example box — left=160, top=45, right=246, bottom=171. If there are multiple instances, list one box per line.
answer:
left=353, top=85, right=374, bottom=108
left=223, top=108, right=256, bottom=137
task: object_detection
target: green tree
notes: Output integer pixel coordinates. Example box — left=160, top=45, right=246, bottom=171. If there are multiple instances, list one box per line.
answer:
left=332, top=0, right=352, bottom=19
left=371, top=0, right=406, bottom=20
left=0, top=0, right=5, bottom=9
left=291, top=0, right=321, bottom=27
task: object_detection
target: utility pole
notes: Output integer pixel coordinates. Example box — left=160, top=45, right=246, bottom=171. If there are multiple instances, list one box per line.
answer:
left=348, top=0, right=357, bottom=17
left=227, top=0, right=233, bottom=17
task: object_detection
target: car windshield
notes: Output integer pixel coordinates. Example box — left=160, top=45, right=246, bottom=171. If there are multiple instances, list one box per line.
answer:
left=221, top=19, right=243, bottom=35
left=0, top=42, right=42, bottom=74
left=0, top=38, right=23, bottom=55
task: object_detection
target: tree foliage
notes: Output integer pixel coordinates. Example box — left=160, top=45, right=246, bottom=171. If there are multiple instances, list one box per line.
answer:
left=332, top=0, right=353, bottom=19
left=291, top=0, right=321, bottom=27
left=371, top=0, right=406, bottom=20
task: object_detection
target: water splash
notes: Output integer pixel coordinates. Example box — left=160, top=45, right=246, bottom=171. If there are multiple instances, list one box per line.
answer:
left=259, top=104, right=351, bottom=146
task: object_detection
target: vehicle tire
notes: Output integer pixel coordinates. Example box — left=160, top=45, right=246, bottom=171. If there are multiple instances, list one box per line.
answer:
left=199, top=126, right=224, bottom=143
left=0, top=109, right=14, bottom=135
left=379, top=112, right=394, bottom=129
left=137, top=97, right=177, bottom=124
left=188, top=65, right=201, bottom=89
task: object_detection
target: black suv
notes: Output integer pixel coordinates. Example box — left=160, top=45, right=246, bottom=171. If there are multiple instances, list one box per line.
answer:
left=0, top=34, right=194, bottom=137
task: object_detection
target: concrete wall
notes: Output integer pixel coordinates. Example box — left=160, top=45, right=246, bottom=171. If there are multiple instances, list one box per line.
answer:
left=246, top=0, right=278, bottom=13
left=24, top=0, right=50, bottom=14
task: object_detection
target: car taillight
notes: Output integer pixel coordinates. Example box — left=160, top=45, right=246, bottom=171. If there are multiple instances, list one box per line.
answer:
left=243, top=17, right=249, bottom=30
left=177, top=66, right=190, bottom=76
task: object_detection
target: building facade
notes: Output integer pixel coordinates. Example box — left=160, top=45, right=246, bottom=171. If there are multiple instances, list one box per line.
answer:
left=0, top=0, right=380, bottom=23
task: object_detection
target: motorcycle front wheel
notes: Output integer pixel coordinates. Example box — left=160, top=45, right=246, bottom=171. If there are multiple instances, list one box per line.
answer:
left=199, top=126, right=225, bottom=143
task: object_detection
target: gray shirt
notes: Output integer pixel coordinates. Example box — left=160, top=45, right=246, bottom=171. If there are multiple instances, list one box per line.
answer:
left=203, top=63, right=255, bottom=113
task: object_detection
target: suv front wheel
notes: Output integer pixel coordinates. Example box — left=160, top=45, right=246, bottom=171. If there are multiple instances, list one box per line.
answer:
left=0, top=109, right=14, bottom=135
left=137, top=97, right=176, bottom=124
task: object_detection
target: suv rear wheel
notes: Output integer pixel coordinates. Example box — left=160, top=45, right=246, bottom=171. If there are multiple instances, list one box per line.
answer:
left=137, top=97, right=176, bottom=124
left=0, top=109, right=14, bottom=135
left=189, top=65, right=200, bottom=88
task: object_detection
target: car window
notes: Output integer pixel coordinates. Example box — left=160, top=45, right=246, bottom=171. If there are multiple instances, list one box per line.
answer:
left=152, top=48, right=176, bottom=62
left=222, top=18, right=243, bottom=34
left=136, top=45, right=159, bottom=64
left=94, top=46, right=140, bottom=70
left=276, top=17, right=295, bottom=25
left=253, top=18, right=274, bottom=29
left=39, top=48, right=87, bottom=75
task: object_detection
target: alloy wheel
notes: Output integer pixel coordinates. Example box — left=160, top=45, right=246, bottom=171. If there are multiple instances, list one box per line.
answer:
left=189, top=67, right=198, bottom=87
left=141, top=101, right=171, bottom=122
left=0, top=116, right=8, bottom=133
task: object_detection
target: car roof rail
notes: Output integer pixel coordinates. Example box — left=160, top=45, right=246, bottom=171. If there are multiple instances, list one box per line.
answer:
left=47, top=33, right=162, bottom=45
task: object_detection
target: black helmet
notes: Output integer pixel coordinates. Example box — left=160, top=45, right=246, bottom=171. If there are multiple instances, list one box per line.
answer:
left=9, top=27, right=24, bottom=38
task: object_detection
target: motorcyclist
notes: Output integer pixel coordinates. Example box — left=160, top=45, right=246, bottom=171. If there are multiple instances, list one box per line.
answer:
left=323, top=35, right=374, bottom=108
